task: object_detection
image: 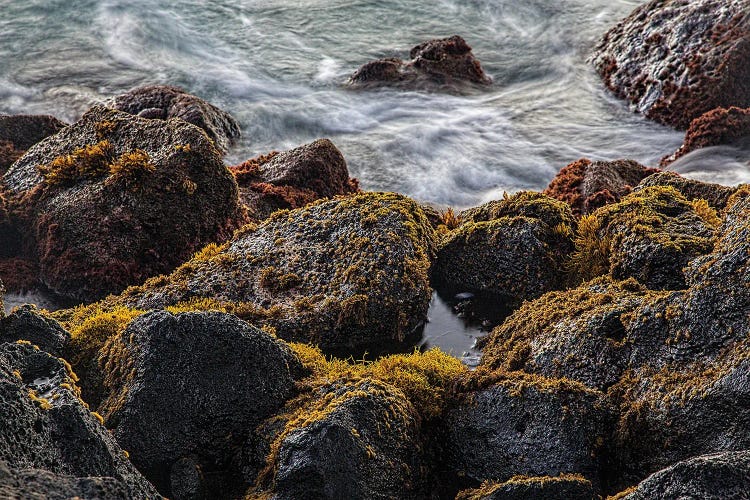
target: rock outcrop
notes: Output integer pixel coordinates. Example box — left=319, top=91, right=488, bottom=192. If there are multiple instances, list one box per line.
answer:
left=0, top=114, right=67, bottom=174
left=592, top=0, right=750, bottom=129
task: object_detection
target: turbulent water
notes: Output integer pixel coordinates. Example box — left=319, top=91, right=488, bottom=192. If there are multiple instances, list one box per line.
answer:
left=2, top=0, right=750, bottom=359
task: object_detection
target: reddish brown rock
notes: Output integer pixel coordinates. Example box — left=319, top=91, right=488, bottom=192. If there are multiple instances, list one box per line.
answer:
left=592, top=0, right=750, bottom=129
left=0, top=114, right=67, bottom=174
left=348, top=35, right=491, bottom=90
left=543, top=159, right=658, bottom=216
left=661, top=106, right=750, bottom=165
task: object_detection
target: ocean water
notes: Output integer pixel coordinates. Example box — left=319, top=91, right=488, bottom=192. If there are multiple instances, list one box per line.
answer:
left=2, top=0, right=749, bottom=358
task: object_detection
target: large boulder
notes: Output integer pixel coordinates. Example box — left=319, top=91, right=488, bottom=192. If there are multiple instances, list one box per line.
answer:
left=0, top=341, right=158, bottom=498
left=348, top=35, right=491, bottom=90
left=0, top=114, right=67, bottom=174
left=94, top=311, right=302, bottom=499
left=434, top=192, right=576, bottom=306
left=113, top=192, right=436, bottom=355
left=661, top=106, right=750, bottom=165
left=543, top=159, right=658, bottom=216
left=229, top=139, right=359, bottom=221
left=615, top=451, right=750, bottom=500
left=3, top=105, right=245, bottom=302
left=109, top=85, right=241, bottom=153
left=592, top=0, right=750, bottom=129
left=455, top=475, right=595, bottom=500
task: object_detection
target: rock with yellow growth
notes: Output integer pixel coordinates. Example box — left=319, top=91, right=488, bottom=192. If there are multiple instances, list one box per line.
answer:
left=456, top=474, right=594, bottom=500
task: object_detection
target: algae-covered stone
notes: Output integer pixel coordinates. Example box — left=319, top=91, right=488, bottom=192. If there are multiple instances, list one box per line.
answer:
left=635, top=171, right=737, bottom=210
left=455, top=474, right=595, bottom=500
left=3, top=104, right=245, bottom=303
left=96, top=311, right=301, bottom=499
left=114, top=192, right=436, bottom=355
left=0, top=342, right=158, bottom=498
left=434, top=192, right=575, bottom=305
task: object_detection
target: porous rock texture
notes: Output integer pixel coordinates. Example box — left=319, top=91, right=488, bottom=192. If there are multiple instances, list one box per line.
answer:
left=0, top=114, right=67, bottom=174
left=592, top=0, right=750, bottom=129
left=0, top=305, right=69, bottom=357
left=455, top=474, right=595, bottom=500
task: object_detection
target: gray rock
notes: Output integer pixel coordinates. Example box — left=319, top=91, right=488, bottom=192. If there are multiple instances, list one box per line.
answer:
left=0, top=461, right=132, bottom=500
left=0, top=305, right=69, bottom=357
left=455, top=474, right=595, bottom=500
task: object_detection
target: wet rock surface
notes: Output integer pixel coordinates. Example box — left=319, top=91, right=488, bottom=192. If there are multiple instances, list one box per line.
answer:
left=0, top=114, right=67, bottom=174
left=592, top=0, right=750, bottom=129
left=349, top=35, right=491, bottom=90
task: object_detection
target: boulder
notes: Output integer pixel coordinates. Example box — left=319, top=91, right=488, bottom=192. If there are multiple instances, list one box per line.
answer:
left=543, top=159, right=658, bottom=216
left=229, top=139, right=359, bottom=220
left=0, top=114, right=67, bottom=174
left=0, top=342, right=158, bottom=498
left=3, top=105, right=245, bottom=302
left=0, top=305, right=69, bottom=357
left=109, top=85, right=241, bottom=153
left=615, top=451, right=750, bottom=500
left=0, top=462, right=134, bottom=500
left=348, top=35, right=491, bottom=90
left=113, top=192, right=436, bottom=355
left=455, top=474, right=595, bottom=500
left=444, top=372, right=610, bottom=488
left=95, top=311, right=302, bottom=499
left=662, top=106, right=750, bottom=165
left=635, top=171, right=737, bottom=210
left=434, top=192, right=575, bottom=306
left=592, top=0, right=750, bottom=129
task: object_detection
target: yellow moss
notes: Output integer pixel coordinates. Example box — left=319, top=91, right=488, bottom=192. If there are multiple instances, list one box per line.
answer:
left=106, top=149, right=155, bottom=188
left=39, top=140, right=115, bottom=186
left=457, top=474, right=592, bottom=500
left=691, top=199, right=721, bottom=228
left=123, top=450, right=130, bottom=459
left=607, top=485, right=637, bottom=500
left=174, top=144, right=192, bottom=152
left=569, top=214, right=611, bottom=281
left=441, top=207, right=460, bottom=230
left=91, top=411, right=105, bottom=425
left=28, top=389, right=52, bottom=410
left=12, top=370, right=21, bottom=380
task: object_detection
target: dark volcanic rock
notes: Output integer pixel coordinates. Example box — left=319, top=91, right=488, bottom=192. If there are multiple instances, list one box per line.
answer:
left=434, top=192, right=575, bottom=306
left=543, top=159, right=658, bottom=216
left=110, top=85, right=241, bottom=153
left=0, top=342, right=158, bottom=498
left=115, top=192, right=436, bottom=355
left=266, top=379, right=425, bottom=500
left=0, top=114, right=67, bottom=174
left=96, top=311, right=302, bottom=499
left=616, top=451, right=750, bottom=500
left=348, top=35, right=491, bottom=90
left=229, top=139, right=359, bottom=220
left=635, top=171, right=737, bottom=210
left=592, top=0, right=750, bottom=129
left=445, top=373, right=610, bottom=488
left=455, top=474, right=595, bottom=500
left=661, top=106, right=750, bottom=165
left=3, top=105, right=245, bottom=303
left=0, top=305, right=69, bottom=357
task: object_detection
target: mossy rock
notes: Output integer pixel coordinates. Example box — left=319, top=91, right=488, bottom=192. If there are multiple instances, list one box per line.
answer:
left=0, top=305, right=69, bottom=357
left=0, top=114, right=68, bottom=174
left=435, top=192, right=575, bottom=306
left=635, top=171, right=737, bottom=210
left=3, top=104, right=245, bottom=302
left=455, top=474, right=595, bottom=500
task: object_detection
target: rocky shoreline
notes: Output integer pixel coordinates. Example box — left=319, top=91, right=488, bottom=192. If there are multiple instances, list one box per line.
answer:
left=2, top=0, right=750, bottom=498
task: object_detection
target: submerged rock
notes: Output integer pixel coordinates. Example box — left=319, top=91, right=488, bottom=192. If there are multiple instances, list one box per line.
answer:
left=0, top=114, right=67, bottom=174
left=661, top=106, right=750, bottom=165
left=109, top=85, right=241, bottom=153
left=229, top=139, right=359, bottom=221
left=455, top=474, right=595, bottom=500
left=348, top=35, right=491, bottom=90
left=3, top=105, right=245, bottom=303
left=592, top=0, right=750, bottom=129
left=543, top=159, right=658, bottom=216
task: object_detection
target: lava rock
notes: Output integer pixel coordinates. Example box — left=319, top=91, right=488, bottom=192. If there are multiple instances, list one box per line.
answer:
left=96, top=311, right=302, bottom=499
left=445, top=373, right=610, bottom=488
left=0, top=305, right=69, bottom=357
left=109, top=85, right=241, bottom=153
left=114, top=192, right=436, bottom=356
left=0, top=342, right=158, bottom=498
left=543, top=159, right=658, bottom=216
left=348, top=35, right=491, bottom=90
left=434, top=192, right=575, bottom=305
left=635, top=171, right=737, bottom=210
left=3, top=105, right=245, bottom=303
left=615, top=451, right=750, bottom=500
left=455, top=474, right=595, bottom=500
left=662, top=106, right=750, bottom=165
left=229, top=139, right=359, bottom=220
left=0, top=114, right=67, bottom=174
left=592, top=0, right=750, bottom=129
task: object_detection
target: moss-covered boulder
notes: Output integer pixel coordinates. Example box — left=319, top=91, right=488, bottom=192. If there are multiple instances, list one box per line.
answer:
left=109, top=85, right=240, bottom=154
left=543, top=159, right=658, bottom=216
left=592, top=0, right=750, bottom=129
left=455, top=474, right=595, bottom=500
left=107, top=192, right=435, bottom=355
left=434, top=192, right=575, bottom=306
left=229, top=139, right=359, bottom=221
left=0, top=305, right=69, bottom=357
left=0, top=114, right=67, bottom=174
left=635, top=171, right=737, bottom=210
left=2, top=104, right=245, bottom=302
left=571, top=186, right=716, bottom=290
left=93, top=311, right=301, bottom=499
left=444, top=372, right=611, bottom=489
left=0, top=342, right=159, bottom=498
left=613, top=451, right=750, bottom=500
